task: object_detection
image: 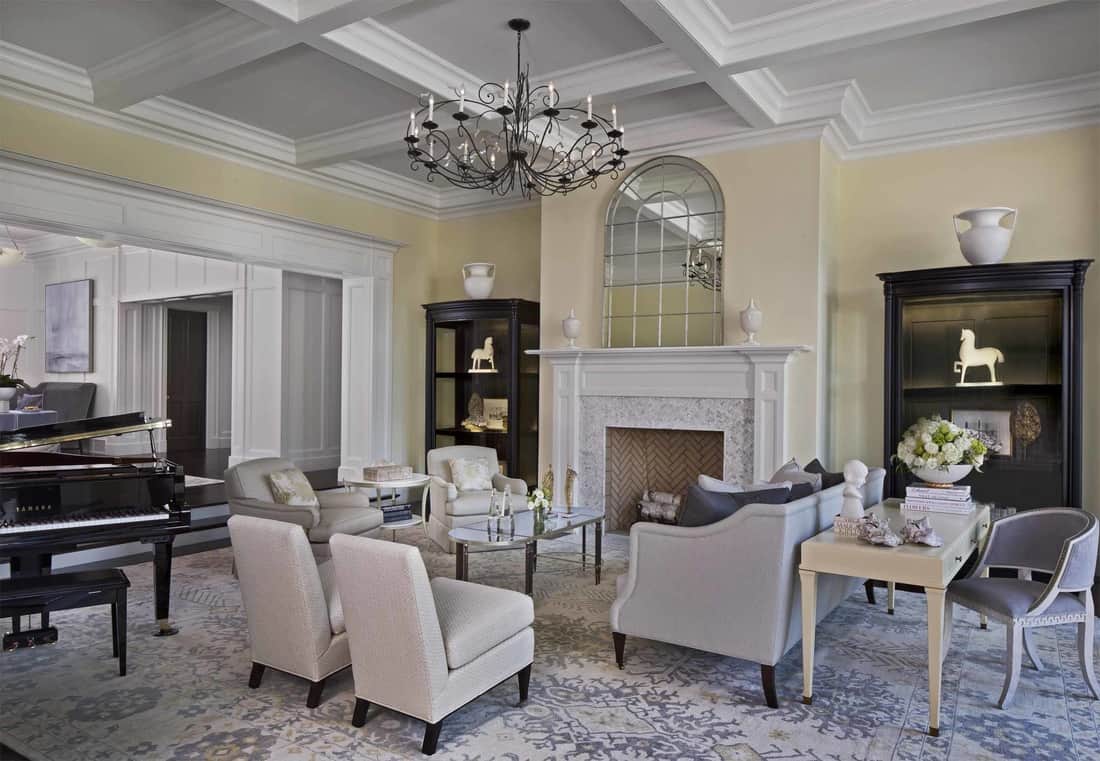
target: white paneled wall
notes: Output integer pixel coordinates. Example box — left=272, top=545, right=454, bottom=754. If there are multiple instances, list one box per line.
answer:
left=282, top=272, right=342, bottom=470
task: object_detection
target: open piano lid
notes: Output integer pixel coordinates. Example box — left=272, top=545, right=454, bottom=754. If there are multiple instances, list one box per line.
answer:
left=0, top=412, right=171, bottom=452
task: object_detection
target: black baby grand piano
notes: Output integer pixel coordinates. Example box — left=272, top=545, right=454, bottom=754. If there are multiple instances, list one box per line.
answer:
left=0, top=413, right=189, bottom=641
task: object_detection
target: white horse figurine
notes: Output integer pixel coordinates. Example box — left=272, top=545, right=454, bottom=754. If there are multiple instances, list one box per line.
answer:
left=470, top=336, right=495, bottom=371
left=954, top=328, right=1004, bottom=385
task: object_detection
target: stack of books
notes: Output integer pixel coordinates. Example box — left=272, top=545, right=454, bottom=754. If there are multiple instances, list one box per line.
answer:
left=381, top=503, right=414, bottom=524
left=902, top=484, right=974, bottom=514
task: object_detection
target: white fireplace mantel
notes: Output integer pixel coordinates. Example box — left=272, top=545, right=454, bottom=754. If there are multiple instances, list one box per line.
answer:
left=529, top=344, right=810, bottom=503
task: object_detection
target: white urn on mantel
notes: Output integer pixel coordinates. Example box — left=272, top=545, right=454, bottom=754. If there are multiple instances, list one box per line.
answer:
left=562, top=308, right=581, bottom=347
left=739, top=299, right=763, bottom=345
left=954, top=207, right=1017, bottom=266
left=462, top=263, right=496, bottom=299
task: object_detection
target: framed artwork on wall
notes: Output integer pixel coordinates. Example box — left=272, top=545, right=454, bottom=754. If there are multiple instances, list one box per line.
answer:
left=45, top=279, right=93, bottom=372
left=951, top=408, right=1012, bottom=456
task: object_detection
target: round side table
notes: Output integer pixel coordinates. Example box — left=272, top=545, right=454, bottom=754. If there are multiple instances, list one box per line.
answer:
left=341, top=473, right=432, bottom=540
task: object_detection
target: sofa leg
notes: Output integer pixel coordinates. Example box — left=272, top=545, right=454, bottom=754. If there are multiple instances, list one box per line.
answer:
left=613, top=632, right=626, bottom=669
left=518, top=663, right=531, bottom=703
left=864, top=580, right=877, bottom=605
left=248, top=662, right=265, bottom=689
left=306, top=678, right=326, bottom=708
left=422, top=720, right=443, bottom=755
left=761, top=664, right=778, bottom=709
left=351, top=697, right=369, bottom=727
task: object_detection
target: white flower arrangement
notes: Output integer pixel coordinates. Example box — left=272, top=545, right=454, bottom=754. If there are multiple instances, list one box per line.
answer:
left=0, top=334, right=32, bottom=388
left=527, top=488, right=550, bottom=511
left=895, top=416, right=987, bottom=472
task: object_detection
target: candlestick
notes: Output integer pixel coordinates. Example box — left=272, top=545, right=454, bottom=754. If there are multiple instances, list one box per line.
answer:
left=504, top=80, right=510, bottom=104
left=586, top=94, right=592, bottom=121
left=548, top=81, right=555, bottom=102
left=409, top=110, right=415, bottom=135
left=428, top=94, right=434, bottom=121
left=612, top=105, right=617, bottom=129
left=458, top=86, right=465, bottom=113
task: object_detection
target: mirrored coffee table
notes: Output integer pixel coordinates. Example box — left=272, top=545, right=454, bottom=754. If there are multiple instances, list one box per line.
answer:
left=449, top=508, right=605, bottom=596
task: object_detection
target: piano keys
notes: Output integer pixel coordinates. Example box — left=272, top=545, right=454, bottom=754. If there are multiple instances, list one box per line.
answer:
left=0, top=412, right=189, bottom=637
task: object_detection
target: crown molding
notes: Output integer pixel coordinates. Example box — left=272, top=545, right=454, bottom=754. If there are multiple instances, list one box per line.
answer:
left=546, top=45, right=700, bottom=103
left=0, top=41, right=92, bottom=101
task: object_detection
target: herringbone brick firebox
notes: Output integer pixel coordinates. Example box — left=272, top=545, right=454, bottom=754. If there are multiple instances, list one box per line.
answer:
left=605, top=427, right=724, bottom=530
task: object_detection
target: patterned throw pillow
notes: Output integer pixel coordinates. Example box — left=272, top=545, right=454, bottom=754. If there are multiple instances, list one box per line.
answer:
left=769, top=458, right=823, bottom=492
left=267, top=468, right=319, bottom=507
left=449, top=458, right=493, bottom=491
left=697, top=474, right=744, bottom=493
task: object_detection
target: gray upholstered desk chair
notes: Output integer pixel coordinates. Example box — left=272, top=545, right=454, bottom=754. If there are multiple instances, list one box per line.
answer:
left=946, top=507, right=1099, bottom=708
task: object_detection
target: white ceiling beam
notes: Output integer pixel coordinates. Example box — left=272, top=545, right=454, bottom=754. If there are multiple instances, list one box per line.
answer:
left=619, top=0, right=774, bottom=127
left=90, top=0, right=422, bottom=110
left=89, top=10, right=291, bottom=110
left=296, top=112, right=408, bottom=167
left=544, top=45, right=700, bottom=105
left=667, top=0, right=1072, bottom=73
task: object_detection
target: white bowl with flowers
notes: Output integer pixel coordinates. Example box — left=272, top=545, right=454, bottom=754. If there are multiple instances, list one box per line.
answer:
left=895, top=416, right=988, bottom=485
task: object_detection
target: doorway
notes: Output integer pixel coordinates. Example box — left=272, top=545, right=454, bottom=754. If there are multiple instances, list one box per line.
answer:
left=166, top=308, right=207, bottom=454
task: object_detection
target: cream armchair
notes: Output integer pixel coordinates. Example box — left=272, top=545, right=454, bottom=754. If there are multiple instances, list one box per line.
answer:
left=425, top=446, right=528, bottom=553
left=228, top=515, right=350, bottom=708
left=225, top=458, right=383, bottom=554
left=611, top=465, right=886, bottom=709
left=331, top=533, right=534, bottom=755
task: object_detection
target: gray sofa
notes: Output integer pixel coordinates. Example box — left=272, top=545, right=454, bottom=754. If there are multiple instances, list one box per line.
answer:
left=610, top=464, right=886, bottom=707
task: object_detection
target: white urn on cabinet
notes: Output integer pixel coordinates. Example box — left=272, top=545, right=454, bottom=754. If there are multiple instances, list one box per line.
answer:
left=462, top=263, right=496, bottom=299
left=953, top=208, right=1017, bottom=266
left=562, top=308, right=581, bottom=347
left=739, top=299, right=763, bottom=345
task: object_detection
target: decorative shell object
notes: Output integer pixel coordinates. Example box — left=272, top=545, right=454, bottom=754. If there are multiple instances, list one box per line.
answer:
left=859, top=514, right=902, bottom=547
left=900, top=517, right=944, bottom=547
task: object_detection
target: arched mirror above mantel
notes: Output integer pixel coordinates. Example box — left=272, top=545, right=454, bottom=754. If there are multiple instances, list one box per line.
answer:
left=603, top=156, right=724, bottom=348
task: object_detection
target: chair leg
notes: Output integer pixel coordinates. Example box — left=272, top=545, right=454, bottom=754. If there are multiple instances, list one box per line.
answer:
left=612, top=632, right=626, bottom=669
left=998, top=622, right=1023, bottom=709
left=864, top=580, right=876, bottom=605
left=306, top=678, right=326, bottom=708
left=1079, top=615, right=1100, bottom=699
left=110, top=601, right=119, bottom=658
left=351, top=697, right=370, bottom=727
left=248, top=662, right=265, bottom=689
left=1022, top=628, right=1044, bottom=671
left=116, top=589, right=127, bottom=677
left=761, top=664, right=778, bottom=709
left=517, top=663, right=531, bottom=703
left=422, top=720, right=443, bottom=755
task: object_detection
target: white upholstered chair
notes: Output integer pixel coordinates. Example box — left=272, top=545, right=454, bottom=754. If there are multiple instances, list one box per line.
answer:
left=610, top=465, right=886, bottom=708
left=225, top=458, right=383, bottom=555
left=330, top=533, right=534, bottom=756
left=228, top=514, right=350, bottom=708
left=425, top=445, right=528, bottom=553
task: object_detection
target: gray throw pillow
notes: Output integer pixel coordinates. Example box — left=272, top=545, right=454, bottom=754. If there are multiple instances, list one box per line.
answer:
left=678, top=484, right=791, bottom=527
left=787, top=482, right=815, bottom=502
left=805, top=459, right=845, bottom=489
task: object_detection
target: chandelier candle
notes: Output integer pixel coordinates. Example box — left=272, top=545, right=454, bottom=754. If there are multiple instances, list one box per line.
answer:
left=402, top=19, right=630, bottom=198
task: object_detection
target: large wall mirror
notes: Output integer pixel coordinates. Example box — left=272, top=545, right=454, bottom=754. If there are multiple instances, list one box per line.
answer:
left=603, top=156, right=724, bottom=348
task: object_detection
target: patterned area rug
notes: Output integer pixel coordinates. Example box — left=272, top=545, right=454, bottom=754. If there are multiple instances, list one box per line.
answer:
left=1, top=530, right=1097, bottom=760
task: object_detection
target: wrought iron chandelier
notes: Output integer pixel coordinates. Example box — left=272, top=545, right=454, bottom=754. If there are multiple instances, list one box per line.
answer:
left=682, top=241, right=723, bottom=291
left=404, top=18, right=628, bottom=199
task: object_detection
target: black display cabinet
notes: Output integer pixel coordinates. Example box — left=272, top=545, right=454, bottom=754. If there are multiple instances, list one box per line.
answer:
left=879, top=260, right=1091, bottom=509
left=424, top=298, right=540, bottom=486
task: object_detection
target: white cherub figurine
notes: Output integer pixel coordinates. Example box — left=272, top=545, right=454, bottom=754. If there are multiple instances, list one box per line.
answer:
left=839, top=459, right=869, bottom=519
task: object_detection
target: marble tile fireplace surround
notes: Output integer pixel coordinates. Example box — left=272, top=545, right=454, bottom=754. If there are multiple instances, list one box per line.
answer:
left=531, top=345, right=810, bottom=513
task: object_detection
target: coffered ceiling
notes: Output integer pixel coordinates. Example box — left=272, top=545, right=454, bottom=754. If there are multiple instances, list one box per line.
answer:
left=1, top=0, right=1097, bottom=219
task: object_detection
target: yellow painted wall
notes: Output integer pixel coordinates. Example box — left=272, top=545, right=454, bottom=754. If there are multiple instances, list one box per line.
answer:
left=831, top=126, right=1100, bottom=510
left=0, top=96, right=542, bottom=470
left=538, top=139, right=827, bottom=471
left=433, top=206, right=542, bottom=302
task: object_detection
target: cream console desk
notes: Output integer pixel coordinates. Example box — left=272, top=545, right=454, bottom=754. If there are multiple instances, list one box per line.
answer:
left=799, top=500, right=991, bottom=736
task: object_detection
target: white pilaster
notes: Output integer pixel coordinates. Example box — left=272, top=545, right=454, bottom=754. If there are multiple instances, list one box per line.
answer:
left=339, top=268, right=393, bottom=483
left=229, top=265, right=284, bottom=466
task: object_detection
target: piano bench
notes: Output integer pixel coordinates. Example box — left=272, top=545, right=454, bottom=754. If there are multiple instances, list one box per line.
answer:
left=0, top=569, right=130, bottom=675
